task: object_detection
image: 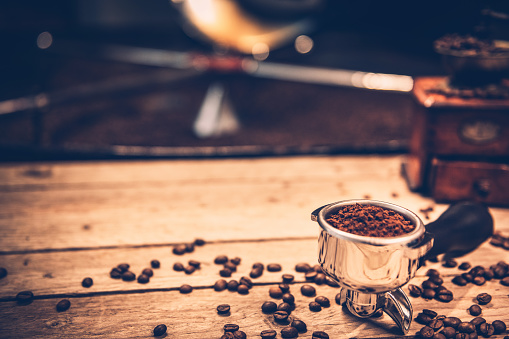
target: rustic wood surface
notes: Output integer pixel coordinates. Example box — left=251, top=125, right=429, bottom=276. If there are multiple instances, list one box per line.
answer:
left=0, top=155, right=508, bottom=338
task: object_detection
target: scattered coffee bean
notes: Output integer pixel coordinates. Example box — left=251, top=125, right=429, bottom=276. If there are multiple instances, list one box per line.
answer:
left=291, top=319, right=307, bottom=333
left=229, top=257, right=241, bottom=266
left=416, top=313, right=434, bottom=325
left=282, top=274, right=295, bottom=283
left=468, top=305, right=482, bottom=316
left=82, top=277, right=93, bottom=288
left=117, top=263, right=130, bottom=272
left=301, top=284, right=316, bottom=297
left=325, top=276, right=340, bottom=287
left=279, top=283, right=290, bottom=293
left=476, top=293, right=491, bottom=305
left=221, top=333, right=234, bottom=339
left=433, top=333, right=446, bottom=339
left=443, top=317, right=461, bottom=329
left=314, top=273, right=326, bottom=285
left=436, top=293, right=454, bottom=303
left=282, top=293, right=295, bottom=304
left=278, top=302, right=293, bottom=314
left=422, top=289, right=436, bottom=299
left=423, top=309, right=438, bottom=318
left=452, top=276, right=468, bottom=286
left=217, top=304, right=230, bottom=315
left=269, top=286, right=283, bottom=299
left=419, top=326, right=435, bottom=338
left=429, top=319, right=444, bottom=331
left=462, top=273, right=474, bottom=282
left=214, top=279, right=227, bottom=291
left=184, top=265, right=195, bottom=275
left=137, top=274, right=150, bottom=284
left=501, top=277, right=509, bottom=286
left=428, top=275, right=444, bottom=286
left=179, top=284, right=192, bottom=294
left=215, top=255, right=228, bottom=264
left=267, top=264, right=282, bottom=272
left=483, top=268, right=494, bottom=280
left=173, top=262, right=185, bottom=271
left=150, top=260, right=160, bottom=269
left=472, top=276, right=486, bottom=286
left=305, top=271, right=318, bottom=281
left=312, top=331, right=329, bottom=339
left=227, top=280, right=239, bottom=292
left=239, top=276, right=253, bottom=289
left=492, top=320, right=506, bottom=334
left=315, top=296, right=330, bottom=307
left=185, top=243, right=194, bottom=253
left=274, top=310, right=289, bottom=323
left=442, top=326, right=456, bottom=338
left=224, top=262, right=237, bottom=272
left=172, top=245, right=186, bottom=255
left=335, top=293, right=342, bottom=305
left=237, top=284, right=249, bottom=295
left=121, top=271, right=136, bottom=281
left=409, top=284, right=423, bottom=297
left=233, top=330, right=246, bottom=339
left=261, top=301, right=277, bottom=314
left=153, top=324, right=167, bottom=336
left=0, top=268, right=7, bottom=279
left=250, top=268, right=263, bottom=279
left=252, top=263, right=264, bottom=270
left=427, top=269, right=440, bottom=277
left=56, top=299, right=71, bottom=312
left=422, top=280, right=439, bottom=290
left=220, top=268, right=232, bottom=278
left=295, top=263, right=311, bottom=272
left=427, top=256, right=439, bottom=263
left=478, top=323, right=495, bottom=337
left=260, top=329, right=277, bottom=339
left=281, top=326, right=298, bottom=338
left=142, top=268, right=154, bottom=277
left=309, top=301, right=322, bottom=312
left=224, top=324, right=240, bottom=332
left=459, top=262, right=471, bottom=270
left=188, top=260, right=201, bottom=268
left=110, top=269, right=122, bottom=279
left=194, top=238, right=205, bottom=246
left=470, top=317, right=486, bottom=328
left=443, top=259, right=458, bottom=268
left=458, top=322, right=475, bottom=333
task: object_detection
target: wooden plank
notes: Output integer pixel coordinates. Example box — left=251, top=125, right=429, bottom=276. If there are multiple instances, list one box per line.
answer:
left=0, top=279, right=508, bottom=339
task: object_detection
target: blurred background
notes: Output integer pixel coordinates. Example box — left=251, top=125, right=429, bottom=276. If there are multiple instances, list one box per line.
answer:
left=0, top=0, right=508, bottom=160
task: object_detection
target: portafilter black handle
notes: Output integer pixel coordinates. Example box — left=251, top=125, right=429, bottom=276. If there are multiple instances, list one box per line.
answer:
left=425, top=201, right=494, bottom=259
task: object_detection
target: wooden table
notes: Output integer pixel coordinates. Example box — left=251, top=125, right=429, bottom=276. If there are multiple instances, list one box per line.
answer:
left=0, top=155, right=508, bottom=338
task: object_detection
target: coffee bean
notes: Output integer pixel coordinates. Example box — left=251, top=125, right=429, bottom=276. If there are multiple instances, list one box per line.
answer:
left=423, top=309, right=438, bottom=318
left=282, top=274, right=295, bottom=283
left=252, top=263, right=264, bottom=270
left=315, top=296, right=330, bottom=307
left=501, top=277, right=509, bottom=286
left=224, top=262, right=237, bottom=272
left=214, top=279, right=227, bottom=291
left=419, top=326, right=435, bottom=338
left=429, top=319, right=444, bottom=331
left=452, top=276, right=468, bottom=286
left=478, top=323, right=495, bottom=337
left=434, top=333, right=446, bottom=339
left=476, top=293, right=491, bottom=305
left=458, top=322, right=475, bottom=333
left=221, top=333, right=234, bottom=339
left=309, top=301, right=322, bottom=312
left=172, top=245, right=186, bottom=255
left=408, top=284, right=423, bottom=297
left=179, top=284, right=192, bottom=294
left=436, top=293, right=454, bottom=303
left=428, top=275, right=444, bottom=286
left=492, top=320, right=506, bottom=334
left=278, top=302, right=293, bottom=314
left=291, top=319, right=307, bottom=333
left=422, top=280, right=439, bottom=290
left=313, top=264, right=323, bottom=273
left=188, top=260, right=200, bottom=268
left=442, top=326, right=456, bottom=338
left=301, top=284, right=316, bottom=297
left=142, top=268, right=154, bottom=277
left=281, top=326, right=298, bottom=338
left=220, top=268, right=232, bottom=278
left=117, top=263, right=130, bottom=272
left=470, top=266, right=486, bottom=276
left=185, top=243, right=194, bottom=253
left=215, top=255, right=228, bottom=264
left=295, top=263, right=311, bottom=272
left=250, top=267, right=263, bottom=279
left=274, top=310, right=289, bottom=322
left=184, top=265, right=196, bottom=275
left=427, top=269, right=441, bottom=277
left=260, top=329, right=277, bottom=339
left=0, top=268, right=7, bottom=279
left=56, top=299, right=71, bottom=312
left=150, top=260, right=160, bottom=269
left=494, top=265, right=508, bottom=279
left=233, top=330, right=246, bottom=339
left=110, top=269, right=122, bottom=279
left=443, top=259, right=458, bottom=268
left=137, top=274, right=150, bottom=284
left=217, top=304, right=230, bottom=314
left=427, top=256, right=439, bottom=263
left=269, top=286, right=283, bottom=299
left=483, top=269, right=494, bottom=280
left=239, top=276, right=253, bottom=289
left=173, top=262, right=185, bottom=271
left=237, top=285, right=249, bottom=295
left=314, top=273, right=326, bottom=285
left=312, top=331, right=329, bottom=339
left=470, top=317, right=486, bottom=328
left=416, top=313, right=434, bottom=325
left=282, top=293, right=295, bottom=304
left=468, top=305, right=482, bottom=316
left=267, top=264, right=282, bottom=272
left=443, top=317, right=461, bottom=329
left=153, top=324, right=167, bottom=336
left=325, top=276, right=340, bottom=287
left=335, top=292, right=343, bottom=305
left=261, top=301, right=277, bottom=314
left=122, top=271, right=136, bottom=281
left=455, top=333, right=468, bottom=339
left=459, top=262, right=471, bottom=270
left=194, top=238, right=205, bottom=246
left=279, top=283, right=290, bottom=293
left=224, top=324, right=240, bottom=332
left=472, top=276, right=485, bottom=286
left=82, top=277, right=93, bottom=288
left=305, top=271, right=318, bottom=281
left=227, top=280, right=239, bottom=292
left=490, top=236, right=504, bottom=247
left=422, top=289, right=436, bottom=299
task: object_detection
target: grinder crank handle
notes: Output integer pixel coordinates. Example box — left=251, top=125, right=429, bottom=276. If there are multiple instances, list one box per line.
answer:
left=424, top=201, right=494, bottom=259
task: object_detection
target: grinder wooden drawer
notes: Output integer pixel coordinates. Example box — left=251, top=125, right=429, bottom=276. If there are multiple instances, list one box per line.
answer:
left=430, top=158, right=509, bottom=206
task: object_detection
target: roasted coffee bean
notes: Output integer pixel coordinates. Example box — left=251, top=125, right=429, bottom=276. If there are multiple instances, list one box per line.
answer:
left=224, top=324, right=240, bottom=332
left=476, top=293, right=491, bottom=305
left=295, top=262, right=311, bottom=272
left=137, top=274, right=150, bottom=284
left=0, top=268, right=7, bottom=279
left=194, top=238, right=205, bottom=246
left=179, top=284, right=192, bottom=294
left=468, top=305, right=482, bottom=316
left=110, top=269, right=122, bottom=279
left=470, top=266, right=485, bottom=277
left=422, top=289, right=436, bottom=299
left=229, top=257, right=241, bottom=266
left=443, top=259, right=458, bottom=268
left=281, top=326, right=298, bottom=338
left=427, top=269, right=441, bottom=277
left=483, top=269, right=494, bottom=280
left=239, top=276, right=253, bottom=289
left=429, top=275, right=444, bottom=286
left=315, top=296, right=330, bottom=307
left=455, top=334, right=468, bottom=339
left=214, top=279, right=227, bottom=291
left=314, top=273, right=326, bottom=285
left=220, top=268, right=232, bottom=278
left=301, top=284, right=316, bottom=297
left=436, top=293, right=454, bottom=303
left=224, top=262, right=237, bottom=272
left=434, top=333, right=446, bottom=339
left=278, top=302, right=293, bottom=314
left=409, top=284, right=423, bottom=297
left=325, top=276, right=340, bottom=287
left=470, top=317, right=486, bottom=328
left=427, top=256, right=439, bottom=263
left=282, top=293, right=295, bottom=304
left=250, top=267, right=263, bottom=279
left=233, top=330, right=246, bottom=339
left=309, top=301, right=322, bottom=312
left=313, top=264, right=323, bottom=272
left=494, top=266, right=508, bottom=279
left=452, top=276, right=468, bottom=286
left=173, top=262, right=185, bottom=272
left=142, top=268, right=154, bottom=277
left=185, top=243, right=194, bottom=253
left=82, top=277, right=93, bottom=288
left=459, top=262, right=471, bottom=270
left=501, top=277, right=509, bottom=286
left=305, top=271, right=318, bottom=281
left=261, top=301, right=278, bottom=314
left=423, top=309, right=438, bottom=318
left=274, top=310, right=289, bottom=322
left=153, top=324, right=167, bottom=336
left=237, top=285, right=249, bottom=295
left=291, top=319, right=307, bottom=333
left=56, top=299, right=71, bottom=312
left=217, top=304, right=230, bottom=314
left=478, top=323, right=495, bottom=337
left=172, top=245, right=186, bottom=255
left=490, top=236, right=504, bottom=247
left=282, top=274, right=295, bottom=283
left=429, top=319, right=444, bottom=331
left=335, top=292, right=342, bottom=305
left=183, top=266, right=194, bottom=275
left=462, top=273, right=474, bottom=282
left=215, top=256, right=228, bottom=264
left=472, top=276, right=485, bottom=286
left=492, top=320, right=506, bottom=334
left=312, top=331, right=329, bottom=339
left=188, top=260, right=200, bottom=268
left=416, top=313, right=434, bottom=325
left=279, top=283, right=290, bottom=293
left=122, top=271, right=136, bottom=281
left=267, top=264, right=282, bottom=272
left=221, top=333, right=234, bottom=339
left=443, top=317, right=461, bottom=329
left=419, top=326, right=435, bottom=338
left=269, top=286, right=283, bottom=299
left=260, top=329, right=277, bottom=339
left=150, top=260, right=160, bottom=269
left=442, top=326, right=456, bottom=338
left=458, top=322, right=475, bottom=333
left=227, top=280, right=239, bottom=291
left=117, top=263, right=130, bottom=272
left=252, top=262, right=264, bottom=270
left=422, top=280, right=439, bottom=290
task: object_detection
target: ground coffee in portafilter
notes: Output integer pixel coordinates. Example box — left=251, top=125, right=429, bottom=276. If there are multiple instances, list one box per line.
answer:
left=325, top=203, right=415, bottom=237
